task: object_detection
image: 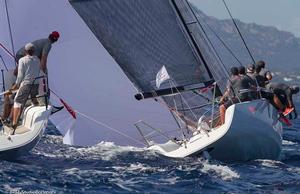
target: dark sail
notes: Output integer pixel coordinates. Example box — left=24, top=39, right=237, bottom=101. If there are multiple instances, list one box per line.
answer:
left=69, top=0, right=228, bottom=129
left=69, top=0, right=212, bottom=93
left=172, top=0, right=228, bottom=92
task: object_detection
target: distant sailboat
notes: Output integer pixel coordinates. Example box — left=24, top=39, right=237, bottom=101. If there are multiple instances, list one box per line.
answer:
left=68, top=0, right=283, bottom=161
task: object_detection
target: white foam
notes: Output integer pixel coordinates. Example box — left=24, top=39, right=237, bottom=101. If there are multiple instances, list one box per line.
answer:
left=63, top=167, right=117, bottom=176
left=43, top=134, right=64, bottom=144
left=256, top=159, right=284, bottom=168
left=112, top=162, right=166, bottom=174
left=34, top=139, right=149, bottom=161
left=201, top=162, right=240, bottom=181
left=283, top=77, right=293, bottom=82
left=283, top=140, right=297, bottom=145
left=287, top=167, right=300, bottom=173
left=75, top=141, right=147, bottom=161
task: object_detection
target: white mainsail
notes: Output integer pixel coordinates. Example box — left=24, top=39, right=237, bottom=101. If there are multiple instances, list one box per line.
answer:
left=0, top=0, right=177, bottom=146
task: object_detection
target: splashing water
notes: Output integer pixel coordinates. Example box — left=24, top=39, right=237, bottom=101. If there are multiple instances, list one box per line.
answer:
left=1, top=106, right=300, bottom=193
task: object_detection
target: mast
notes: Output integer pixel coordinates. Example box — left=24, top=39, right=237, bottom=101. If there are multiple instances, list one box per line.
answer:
left=170, top=0, right=213, bottom=79
left=4, top=0, right=16, bottom=60
left=170, top=0, right=226, bottom=96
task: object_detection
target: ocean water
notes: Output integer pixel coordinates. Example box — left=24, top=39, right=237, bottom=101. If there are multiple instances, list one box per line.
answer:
left=1, top=108, right=300, bottom=193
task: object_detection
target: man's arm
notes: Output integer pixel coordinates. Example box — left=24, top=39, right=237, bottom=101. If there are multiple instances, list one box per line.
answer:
left=15, top=59, right=24, bottom=87
left=41, top=42, right=52, bottom=73
left=40, top=54, right=48, bottom=73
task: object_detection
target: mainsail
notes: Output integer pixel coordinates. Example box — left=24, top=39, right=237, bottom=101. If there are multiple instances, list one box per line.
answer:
left=69, top=0, right=228, bottom=126
left=70, top=0, right=213, bottom=93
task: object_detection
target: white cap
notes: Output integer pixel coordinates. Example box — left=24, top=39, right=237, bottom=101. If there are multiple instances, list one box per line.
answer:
left=25, top=43, right=35, bottom=51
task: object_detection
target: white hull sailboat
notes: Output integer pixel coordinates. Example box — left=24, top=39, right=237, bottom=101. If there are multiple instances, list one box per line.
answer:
left=0, top=71, right=52, bottom=160
left=69, top=0, right=284, bottom=161
left=148, top=99, right=282, bottom=161
left=0, top=105, right=52, bottom=160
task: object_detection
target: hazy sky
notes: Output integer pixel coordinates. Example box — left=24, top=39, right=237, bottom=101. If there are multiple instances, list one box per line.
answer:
left=190, top=0, right=300, bottom=37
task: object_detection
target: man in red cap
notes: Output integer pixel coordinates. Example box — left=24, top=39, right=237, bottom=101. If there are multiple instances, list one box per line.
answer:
left=0, top=31, right=60, bottom=122
left=15, top=31, right=60, bottom=73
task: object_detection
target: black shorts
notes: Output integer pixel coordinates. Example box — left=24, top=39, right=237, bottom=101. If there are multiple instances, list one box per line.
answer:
left=277, top=94, right=288, bottom=106
left=261, top=91, right=274, bottom=100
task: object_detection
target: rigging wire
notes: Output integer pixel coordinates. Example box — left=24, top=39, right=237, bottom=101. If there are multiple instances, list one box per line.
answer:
left=222, top=0, right=256, bottom=64
left=50, top=88, right=146, bottom=146
left=0, top=54, right=9, bottom=71
left=152, top=87, right=187, bottom=139
left=4, top=0, right=16, bottom=64
left=75, top=111, right=146, bottom=146
left=199, top=16, right=243, bottom=66
left=186, top=1, right=230, bottom=80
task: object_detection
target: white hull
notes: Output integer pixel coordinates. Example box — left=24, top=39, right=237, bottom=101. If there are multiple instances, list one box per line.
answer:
left=0, top=106, right=52, bottom=160
left=149, top=99, right=282, bottom=161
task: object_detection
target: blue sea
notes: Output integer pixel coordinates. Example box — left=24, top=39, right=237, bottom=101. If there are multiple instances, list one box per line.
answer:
left=1, top=107, right=300, bottom=194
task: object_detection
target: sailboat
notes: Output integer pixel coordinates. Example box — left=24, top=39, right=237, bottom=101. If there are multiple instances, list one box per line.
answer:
left=1, top=0, right=179, bottom=152
left=0, top=70, right=52, bottom=159
left=68, top=0, right=283, bottom=161
left=0, top=2, right=52, bottom=159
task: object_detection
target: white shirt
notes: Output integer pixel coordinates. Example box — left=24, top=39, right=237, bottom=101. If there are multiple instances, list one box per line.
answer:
left=16, top=55, right=41, bottom=86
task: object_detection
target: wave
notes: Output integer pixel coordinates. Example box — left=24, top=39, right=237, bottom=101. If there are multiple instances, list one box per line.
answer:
left=34, top=135, right=148, bottom=161
left=256, top=159, right=285, bottom=169
left=200, top=161, right=240, bottom=181
left=75, top=141, right=147, bottom=161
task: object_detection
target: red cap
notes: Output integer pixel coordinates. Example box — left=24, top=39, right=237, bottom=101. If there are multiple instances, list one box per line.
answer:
left=50, top=31, right=60, bottom=40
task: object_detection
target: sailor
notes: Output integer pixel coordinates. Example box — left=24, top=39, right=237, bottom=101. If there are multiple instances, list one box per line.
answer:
left=266, top=83, right=299, bottom=119
left=245, top=63, right=265, bottom=89
left=239, top=66, right=256, bottom=86
left=8, top=43, right=40, bottom=130
left=238, top=66, right=257, bottom=100
left=255, top=60, right=272, bottom=85
left=15, top=31, right=60, bottom=73
left=246, top=63, right=256, bottom=81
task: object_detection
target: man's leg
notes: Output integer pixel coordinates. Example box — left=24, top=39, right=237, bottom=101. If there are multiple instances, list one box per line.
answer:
left=273, top=95, right=285, bottom=111
left=1, top=94, right=12, bottom=120
left=219, top=105, right=226, bottom=125
left=11, top=84, right=30, bottom=129
left=12, top=102, right=22, bottom=128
